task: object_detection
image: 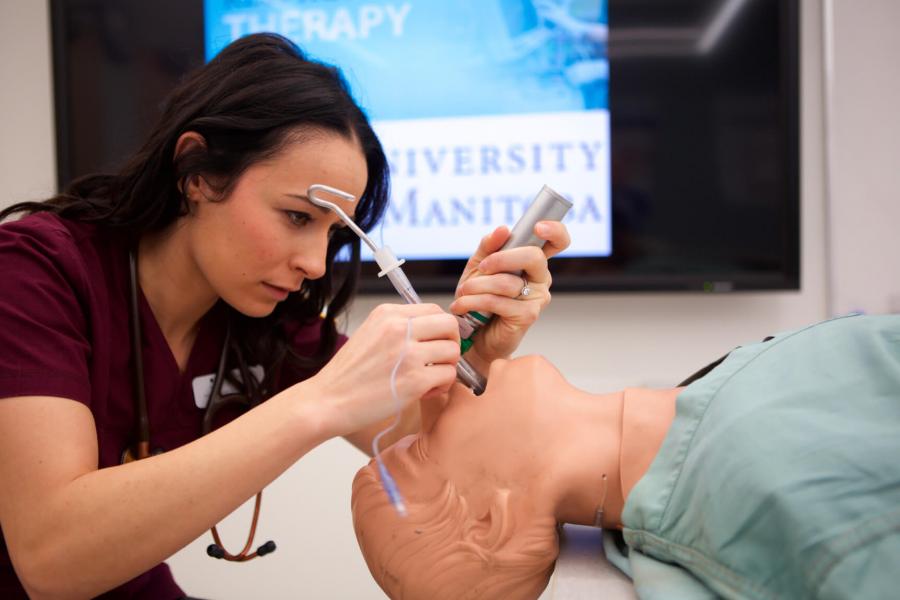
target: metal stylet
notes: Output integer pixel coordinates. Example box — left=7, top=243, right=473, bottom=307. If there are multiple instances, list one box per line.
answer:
left=307, top=185, right=487, bottom=394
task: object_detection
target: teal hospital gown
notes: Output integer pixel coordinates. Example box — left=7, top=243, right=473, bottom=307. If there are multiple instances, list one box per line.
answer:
left=606, top=314, right=900, bottom=599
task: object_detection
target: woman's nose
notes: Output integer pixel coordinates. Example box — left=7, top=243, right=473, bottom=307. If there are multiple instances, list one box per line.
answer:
left=289, top=231, right=329, bottom=280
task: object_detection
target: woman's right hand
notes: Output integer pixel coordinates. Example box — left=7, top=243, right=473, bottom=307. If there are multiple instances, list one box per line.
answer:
left=307, top=303, right=461, bottom=437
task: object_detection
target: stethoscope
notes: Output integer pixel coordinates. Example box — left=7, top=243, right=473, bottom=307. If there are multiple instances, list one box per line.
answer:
left=123, top=250, right=276, bottom=561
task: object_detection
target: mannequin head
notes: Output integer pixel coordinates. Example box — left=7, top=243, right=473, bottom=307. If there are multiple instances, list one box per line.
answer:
left=351, top=435, right=559, bottom=600
left=352, top=356, right=618, bottom=600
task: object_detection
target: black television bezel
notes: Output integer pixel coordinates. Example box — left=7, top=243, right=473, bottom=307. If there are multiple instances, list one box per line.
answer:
left=49, top=0, right=800, bottom=295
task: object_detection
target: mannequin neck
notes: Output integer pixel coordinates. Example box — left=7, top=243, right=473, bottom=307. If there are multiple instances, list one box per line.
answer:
left=550, top=387, right=681, bottom=529
left=550, top=389, right=626, bottom=528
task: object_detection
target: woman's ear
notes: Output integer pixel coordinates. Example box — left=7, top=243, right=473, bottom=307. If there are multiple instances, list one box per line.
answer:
left=173, top=130, right=206, bottom=161
left=182, top=173, right=215, bottom=207
left=173, top=131, right=213, bottom=205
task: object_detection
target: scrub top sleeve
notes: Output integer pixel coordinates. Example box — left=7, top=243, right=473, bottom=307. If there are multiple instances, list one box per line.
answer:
left=0, top=225, right=92, bottom=404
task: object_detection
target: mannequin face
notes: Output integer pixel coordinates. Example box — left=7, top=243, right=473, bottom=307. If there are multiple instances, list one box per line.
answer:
left=352, top=356, right=575, bottom=600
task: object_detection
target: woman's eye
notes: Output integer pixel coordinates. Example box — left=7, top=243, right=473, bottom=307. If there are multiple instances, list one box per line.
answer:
left=286, top=211, right=311, bottom=227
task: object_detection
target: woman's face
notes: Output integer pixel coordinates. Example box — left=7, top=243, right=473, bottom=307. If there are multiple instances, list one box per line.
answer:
left=187, top=131, right=367, bottom=317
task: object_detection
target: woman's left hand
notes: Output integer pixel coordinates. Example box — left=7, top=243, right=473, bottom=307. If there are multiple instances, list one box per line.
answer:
left=449, top=221, right=571, bottom=370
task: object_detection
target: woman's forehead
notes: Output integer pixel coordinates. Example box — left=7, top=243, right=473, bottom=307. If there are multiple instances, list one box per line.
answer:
left=266, top=133, right=368, bottom=198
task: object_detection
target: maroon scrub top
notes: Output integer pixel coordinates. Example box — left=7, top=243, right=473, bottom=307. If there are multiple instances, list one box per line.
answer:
left=0, top=212, right=345, bottom=599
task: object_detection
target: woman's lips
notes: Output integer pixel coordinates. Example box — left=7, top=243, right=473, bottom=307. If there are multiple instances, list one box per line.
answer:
left=262, top=282, right=290, bottom=301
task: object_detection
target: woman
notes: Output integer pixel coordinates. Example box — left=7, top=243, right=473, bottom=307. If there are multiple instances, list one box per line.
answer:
left=0, top=33, right=569, bottom=598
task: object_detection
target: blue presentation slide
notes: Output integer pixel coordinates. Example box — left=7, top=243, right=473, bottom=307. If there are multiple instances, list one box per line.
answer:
left=205, top=0, right=610, bottom=259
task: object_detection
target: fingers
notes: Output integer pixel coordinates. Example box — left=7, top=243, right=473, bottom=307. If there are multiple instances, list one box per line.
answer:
left=466, top=221, right=568, bottom=271
left=411, top=339, right=461, bottom=368
left=370, top=301, right=448, bottom=320
left=450, top=293, right=544, bottom=325
left=534, top=221, right=571, bottom=259
left=453, top=271, right=529, bottom=300
left=471, top=245, right=552, bottom=289
left=315, top=303, right=465, bottom=436
left=451, top=245, right=553, bottom=323
left=371, top=302, right=460, bottom=368
left=460, top=226, right=511, bottom=274
left=405, top=314, right=461, bottom=391
left=408, top=311, right=461, bottom=344
left=409, top=312, right=461, bottom=399
left=366, top=304, right=459, bottom=354
left=417, top=364, right=459, bottom=397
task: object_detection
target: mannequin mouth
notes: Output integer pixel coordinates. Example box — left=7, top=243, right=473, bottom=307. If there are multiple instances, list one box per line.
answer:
left=451, top=381, right=475, bottom=397
left=446, top=381, right=477, bottom=406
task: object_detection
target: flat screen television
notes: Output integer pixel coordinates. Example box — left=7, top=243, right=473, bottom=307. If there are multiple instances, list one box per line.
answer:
left=50, top=0, right=799, bottom=293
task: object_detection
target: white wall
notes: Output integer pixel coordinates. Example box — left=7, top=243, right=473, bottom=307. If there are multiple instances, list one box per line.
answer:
left=0, top=1, right=56, bottom=205
left=0, top=1, right=895, bottom=598
left=824, top=0, right=900, bottom=316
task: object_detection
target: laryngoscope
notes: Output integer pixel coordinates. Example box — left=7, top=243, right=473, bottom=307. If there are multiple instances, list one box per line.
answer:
left=455, top=186, right=572, bottom=355
left=307, top=184, right=572, bottom=395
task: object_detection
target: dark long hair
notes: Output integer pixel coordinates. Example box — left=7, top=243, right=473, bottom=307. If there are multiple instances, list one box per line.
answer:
left=0, top=32, right=389, bottom=384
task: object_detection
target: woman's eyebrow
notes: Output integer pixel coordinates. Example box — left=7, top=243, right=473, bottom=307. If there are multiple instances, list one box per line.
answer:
left=284, top=193, right=355, bottom=223
left=284, top=193, right=327, bottom=214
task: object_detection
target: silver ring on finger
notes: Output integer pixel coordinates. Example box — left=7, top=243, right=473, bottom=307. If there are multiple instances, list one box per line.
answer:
left=517, top=275, right=532, bottom=299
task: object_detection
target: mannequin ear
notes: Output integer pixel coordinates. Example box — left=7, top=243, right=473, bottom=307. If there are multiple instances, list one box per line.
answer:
left=465, top=488, right=514, bottom=551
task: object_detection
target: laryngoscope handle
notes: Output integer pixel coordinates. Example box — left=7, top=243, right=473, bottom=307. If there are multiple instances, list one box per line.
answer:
left=456, top=185, right=573, bottom=352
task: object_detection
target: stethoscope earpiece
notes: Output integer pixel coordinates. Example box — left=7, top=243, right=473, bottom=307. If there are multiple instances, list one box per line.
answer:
left=206, top=540, right=275, bottom=560
left=257, top=540, right=277, bottom=556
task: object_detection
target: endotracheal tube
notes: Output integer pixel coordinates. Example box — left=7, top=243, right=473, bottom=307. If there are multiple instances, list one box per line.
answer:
left=371, top=318, right=412, bottom=517
left=306, top=184, right=486, bottom=393
left=306, top=184, right=489, bottom=513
